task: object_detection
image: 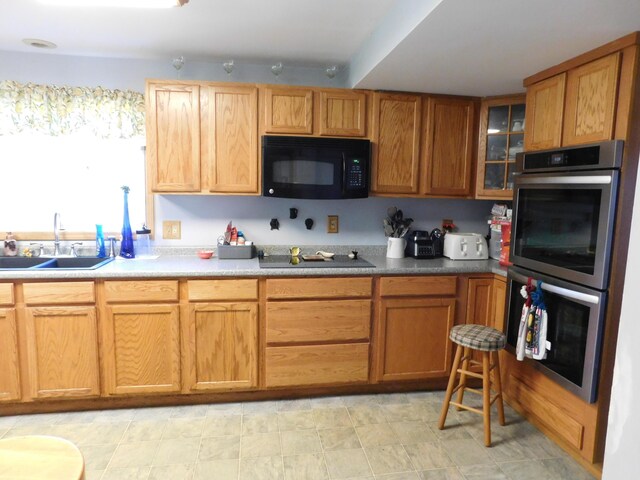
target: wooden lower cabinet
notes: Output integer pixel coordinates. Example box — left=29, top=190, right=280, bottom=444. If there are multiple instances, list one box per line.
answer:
left=23, top=306, right=100, bottom=399
left=376, top=297, right=455, bottom=382
left=265, top=344, right=369, bottom=387
left=0, top=307, right=20, bottom=402
left=465, top=276, right=508, bottom=366
left=102, top=304, right=181, bottom=395
left=183, top=302, right=258, bottom=392
left=265, top=277, right=372, bottom=388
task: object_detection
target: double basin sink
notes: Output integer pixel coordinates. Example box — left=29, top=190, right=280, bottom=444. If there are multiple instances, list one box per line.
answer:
left=0, top=256, right=115, bottom=270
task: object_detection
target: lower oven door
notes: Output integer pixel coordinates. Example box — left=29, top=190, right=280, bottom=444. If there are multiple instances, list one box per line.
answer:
left=506, top=266, right=606, bottom=403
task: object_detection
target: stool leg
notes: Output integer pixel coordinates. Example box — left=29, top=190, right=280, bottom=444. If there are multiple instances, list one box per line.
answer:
left=482, top=351, right=492, bottom=447
left=438, top=343, right=463, bottom=430
left=455, top=347, right=470, bottom=410
left=492, top=350, right=506, bottom=426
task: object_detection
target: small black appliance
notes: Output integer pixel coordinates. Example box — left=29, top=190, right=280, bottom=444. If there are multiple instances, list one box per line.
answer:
left=406, top=229, right=444, bottom=259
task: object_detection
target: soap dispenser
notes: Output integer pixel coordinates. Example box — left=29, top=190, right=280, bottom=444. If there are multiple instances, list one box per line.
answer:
left=4, top=232, right=17, bottom=257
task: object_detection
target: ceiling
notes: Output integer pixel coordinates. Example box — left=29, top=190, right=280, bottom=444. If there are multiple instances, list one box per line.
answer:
left=1, top=0, right=640, bottom=96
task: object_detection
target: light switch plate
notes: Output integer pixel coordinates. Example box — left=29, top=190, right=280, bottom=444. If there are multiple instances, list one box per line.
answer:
left=163, top=220, right=181, bottom=239
left=327, top=215, right=339, bottom=234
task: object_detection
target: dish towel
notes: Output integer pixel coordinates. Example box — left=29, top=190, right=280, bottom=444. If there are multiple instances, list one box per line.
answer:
left=516, top=279, right=548, bottom=361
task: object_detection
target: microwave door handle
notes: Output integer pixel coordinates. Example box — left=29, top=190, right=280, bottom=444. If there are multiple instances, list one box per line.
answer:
left=510, top=271, right=600, bottom=305
left=341, top=153, right=347, bottom=194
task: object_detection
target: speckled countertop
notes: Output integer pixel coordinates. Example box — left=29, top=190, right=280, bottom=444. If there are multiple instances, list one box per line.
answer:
left=0, top=254, right=507, bottom=280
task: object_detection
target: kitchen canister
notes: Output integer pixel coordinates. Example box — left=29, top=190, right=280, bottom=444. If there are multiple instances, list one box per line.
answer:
left=386, top=237, right=406, bottom=259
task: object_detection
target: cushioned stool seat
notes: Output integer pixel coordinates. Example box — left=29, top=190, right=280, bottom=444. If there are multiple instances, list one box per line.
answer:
left=449, top=324, right=506, bottom=351
left=0, top=435, right=85, bottom=479
left=438, top=324, right=506, bottom=447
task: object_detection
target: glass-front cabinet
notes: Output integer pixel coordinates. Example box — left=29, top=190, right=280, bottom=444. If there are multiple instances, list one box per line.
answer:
left=476, top=95, right=526, bottom=199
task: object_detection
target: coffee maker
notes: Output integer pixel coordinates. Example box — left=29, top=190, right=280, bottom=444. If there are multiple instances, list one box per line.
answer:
left=406, top=229, right=444, bottom=259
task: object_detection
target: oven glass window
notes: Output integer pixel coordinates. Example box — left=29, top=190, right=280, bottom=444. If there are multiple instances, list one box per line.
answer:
left=514, top=189, right=601, bottom=274
left=271, top=157, right=334, bottom=185
left=508, top=279, right=590, bottom=387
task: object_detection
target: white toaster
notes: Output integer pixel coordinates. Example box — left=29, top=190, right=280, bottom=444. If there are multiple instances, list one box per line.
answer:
left=443, top=233, right=489, bottom=260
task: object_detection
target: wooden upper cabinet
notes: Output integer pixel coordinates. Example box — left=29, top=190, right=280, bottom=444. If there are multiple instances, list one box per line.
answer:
left=372, top=92, right=422, bottom=194
left=524, top=74, right=566, bottom=151
left=476, top=95, right=525, bottom=200
left=563, top=52, right=621, bottom=146
left=319, top=90, right=367, bottom=137
left=147, top=83, right=201, bottom=192
left=24, top=306, right=100, bottom=399
left=423, top=97, right=476, bottom=197
left=263, top=87, right=313, bottom=134
left=201, top=85, right=259, bottom=193
left=0, top=308, right=20, bottom=402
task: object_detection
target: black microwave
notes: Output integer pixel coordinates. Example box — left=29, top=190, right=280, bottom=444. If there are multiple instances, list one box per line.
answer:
left=262, top=135, right=370, bottom=199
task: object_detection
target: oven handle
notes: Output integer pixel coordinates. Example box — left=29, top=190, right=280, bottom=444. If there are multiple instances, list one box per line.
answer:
left=516, top=175, right=613, bottom=185
left=509, top=271, right=600, bottom=305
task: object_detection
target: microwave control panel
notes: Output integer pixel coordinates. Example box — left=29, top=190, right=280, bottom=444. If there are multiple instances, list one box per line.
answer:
left=345, top=157, right=366, bottom=190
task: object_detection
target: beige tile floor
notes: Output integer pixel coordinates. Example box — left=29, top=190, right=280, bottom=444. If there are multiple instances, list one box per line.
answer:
left=0, top=391, right=595, bottom=480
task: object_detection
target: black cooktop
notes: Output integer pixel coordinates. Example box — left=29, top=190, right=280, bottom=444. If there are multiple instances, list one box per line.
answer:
left=258, top=255, right=375, bottom=269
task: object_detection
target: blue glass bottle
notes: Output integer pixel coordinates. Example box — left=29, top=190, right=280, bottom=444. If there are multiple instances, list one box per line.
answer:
left=95, top=224, right=106, bottom=258
left=120, top=186, right=135, bottom=258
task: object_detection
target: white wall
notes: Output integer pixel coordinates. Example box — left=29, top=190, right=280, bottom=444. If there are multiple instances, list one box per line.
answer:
left=0, top=50, right=349, bottom=92
left=602, top=161, right=640, bottom=478
left=154, top=195, right=494, bottom=246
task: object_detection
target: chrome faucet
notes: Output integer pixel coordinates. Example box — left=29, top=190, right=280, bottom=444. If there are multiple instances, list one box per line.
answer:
left=53, top=212, right=64, bottom=256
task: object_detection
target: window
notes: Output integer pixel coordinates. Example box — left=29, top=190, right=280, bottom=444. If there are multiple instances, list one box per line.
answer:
left=0, top=80, right=147, bottom=238
left=0, top=134, right=146, bottom=234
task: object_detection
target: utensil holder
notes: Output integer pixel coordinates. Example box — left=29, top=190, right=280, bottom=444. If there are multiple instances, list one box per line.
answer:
left=386, top=237, right=406, bottom=259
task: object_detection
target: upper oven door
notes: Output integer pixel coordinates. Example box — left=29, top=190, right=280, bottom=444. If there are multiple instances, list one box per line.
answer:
left=511, top=169, right=618, bottom=290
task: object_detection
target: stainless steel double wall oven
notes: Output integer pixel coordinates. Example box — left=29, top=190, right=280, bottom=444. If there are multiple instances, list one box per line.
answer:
left=506, top=140, right=623, bottom=403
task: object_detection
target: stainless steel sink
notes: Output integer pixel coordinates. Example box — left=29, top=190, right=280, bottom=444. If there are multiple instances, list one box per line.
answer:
left=0, top=257, right=52, bottom=269
left=36, top=257, right=115, bottom=269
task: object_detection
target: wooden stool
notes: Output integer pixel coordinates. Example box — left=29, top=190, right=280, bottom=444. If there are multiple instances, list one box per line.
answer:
left=0, top=435, right=85, bottom=479
left=438, top=324, right=506, bottom=446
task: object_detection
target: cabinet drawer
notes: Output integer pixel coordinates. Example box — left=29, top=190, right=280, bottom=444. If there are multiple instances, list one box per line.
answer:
left=23, top=282, right=95, bottom=305
left=265, top=343, right=369, bottom=387
left=266, top=277, right=372, bottom=299
left=0, top=284, right=13, bottom=306
left=104, top=280, right=179, bottom=303
left=267, top=300, right=371, bottom=344
left=380, top=276, right=457, bottom=297
left=188, top=279, right=258, bottom=301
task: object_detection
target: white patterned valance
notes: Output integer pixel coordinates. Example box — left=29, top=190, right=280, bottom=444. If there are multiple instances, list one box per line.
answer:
left=0, top=80, right=145, bottom=138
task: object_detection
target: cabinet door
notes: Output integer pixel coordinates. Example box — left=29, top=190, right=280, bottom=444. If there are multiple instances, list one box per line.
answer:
left=372, top=92, right=422, bottom=194
left=147, top=83, right=201, bottom=192
left=563, top=52, right=621, bottom=146
left=319, top=90, right=367, bottom=137
left=491, top=276, right=507, bottom=332
left=202, top=85, right=259, bottom=193
left=466, top=277, right=494, bottom=328
left=263, top=87, right=313, bottom=134
left=377, top=297, right=455, bottom=382
left=476, top=95, right=525, bottom=200
left=524, top=74, right=566, bottom=151
left=0, top=308, right=20, bottom=402
left=423, top=97, right=476, bottom=197
left=24, top=306, right=100, bottom=399
left=184, top=303, right=258, bottom=392
left=102, top=304, right=181, bottom=395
